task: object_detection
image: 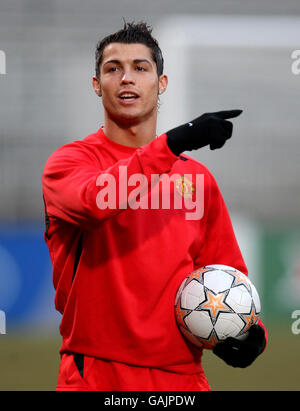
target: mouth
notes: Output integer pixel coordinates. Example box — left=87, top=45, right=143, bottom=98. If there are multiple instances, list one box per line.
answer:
left=117, top=91, right=140, bottom=104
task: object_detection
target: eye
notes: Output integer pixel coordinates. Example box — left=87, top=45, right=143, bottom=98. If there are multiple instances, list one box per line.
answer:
left=136, top=66, right=146, bottom=71
left=108, top=66, right=118, bottom=72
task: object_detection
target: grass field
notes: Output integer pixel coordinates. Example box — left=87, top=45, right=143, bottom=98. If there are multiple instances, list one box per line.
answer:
left=203, top=323, right=300, bottom=391
left=0, top=324, right=299, bottom=391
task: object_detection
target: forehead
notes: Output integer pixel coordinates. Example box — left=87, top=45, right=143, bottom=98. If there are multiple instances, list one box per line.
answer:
left=101, top=42, right=154, bottom=64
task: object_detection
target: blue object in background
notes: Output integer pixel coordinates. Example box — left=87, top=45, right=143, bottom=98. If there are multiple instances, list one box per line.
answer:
left=0, top=222, right=60, bottom=332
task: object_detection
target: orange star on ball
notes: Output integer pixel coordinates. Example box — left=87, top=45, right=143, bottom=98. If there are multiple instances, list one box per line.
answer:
left=201, top=290, right=231, bottom=319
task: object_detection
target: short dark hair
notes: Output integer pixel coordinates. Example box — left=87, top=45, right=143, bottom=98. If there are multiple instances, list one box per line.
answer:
left=95, top=21, right=164, bottom=78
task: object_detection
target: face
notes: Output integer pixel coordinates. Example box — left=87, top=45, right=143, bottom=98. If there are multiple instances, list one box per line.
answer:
left=93, top=42, right=168, bottom=126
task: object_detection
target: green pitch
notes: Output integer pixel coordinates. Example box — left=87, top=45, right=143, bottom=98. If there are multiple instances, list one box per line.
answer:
left=0, top=324, right=298, bottom=390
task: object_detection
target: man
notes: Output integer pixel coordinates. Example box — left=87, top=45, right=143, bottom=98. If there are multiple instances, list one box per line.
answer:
left=42, top=21, right=267, bottom=391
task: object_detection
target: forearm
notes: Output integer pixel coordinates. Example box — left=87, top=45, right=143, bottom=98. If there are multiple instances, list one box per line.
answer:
left=42, top=134, right=178, bottom=227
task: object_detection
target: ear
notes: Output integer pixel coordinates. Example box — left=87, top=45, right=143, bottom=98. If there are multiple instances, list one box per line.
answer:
left=92, top=76, right=102, bottom=97
left=158, top=74, right=168, bottom=95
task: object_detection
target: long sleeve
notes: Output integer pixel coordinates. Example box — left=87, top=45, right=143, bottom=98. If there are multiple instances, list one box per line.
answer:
left=194, top=170, right=247, bottom=274
left=194, top=170, right=268, bottom=347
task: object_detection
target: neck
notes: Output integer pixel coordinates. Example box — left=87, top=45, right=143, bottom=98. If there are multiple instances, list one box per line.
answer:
left=103, top=115, right=157, bottom=148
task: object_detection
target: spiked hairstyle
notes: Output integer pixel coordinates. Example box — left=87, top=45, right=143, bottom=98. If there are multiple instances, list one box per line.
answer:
left=95, top=21, right=164, bottom=78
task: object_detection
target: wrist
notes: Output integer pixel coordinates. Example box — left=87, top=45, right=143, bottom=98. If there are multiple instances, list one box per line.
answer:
left=165, top=125, right=188, bottom=156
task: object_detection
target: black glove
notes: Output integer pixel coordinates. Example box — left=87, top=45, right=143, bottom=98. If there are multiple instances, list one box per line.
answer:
left=166, top=110, right=243, bottom=156
left=213, top=324, right=266, bottom=368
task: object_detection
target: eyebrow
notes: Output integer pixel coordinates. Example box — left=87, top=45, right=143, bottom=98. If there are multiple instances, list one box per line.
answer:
left=103, top=58, right=153, bottom=67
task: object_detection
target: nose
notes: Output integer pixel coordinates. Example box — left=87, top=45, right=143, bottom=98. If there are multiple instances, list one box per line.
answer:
left=121, top=68, right=135, bottom=85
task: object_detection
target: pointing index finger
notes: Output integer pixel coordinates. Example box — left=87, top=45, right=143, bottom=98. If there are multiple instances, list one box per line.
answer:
left=214, top=110, right=243, bottom=120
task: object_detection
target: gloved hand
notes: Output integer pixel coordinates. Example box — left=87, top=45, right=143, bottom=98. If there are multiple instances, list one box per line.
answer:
left=166, top=110, right=243, bottom=156
left=213, top=324, right=266, bottom=368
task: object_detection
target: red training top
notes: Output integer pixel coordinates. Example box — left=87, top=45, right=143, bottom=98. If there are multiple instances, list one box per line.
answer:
left=42, top=127, right=266, bottom=374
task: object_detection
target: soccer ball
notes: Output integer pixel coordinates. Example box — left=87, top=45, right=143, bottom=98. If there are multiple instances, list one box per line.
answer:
left=174, top=264, right=261, bottom=349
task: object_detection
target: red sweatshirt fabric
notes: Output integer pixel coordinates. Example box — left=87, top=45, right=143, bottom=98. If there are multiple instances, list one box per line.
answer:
left=42, top=127, right=266, bottom=376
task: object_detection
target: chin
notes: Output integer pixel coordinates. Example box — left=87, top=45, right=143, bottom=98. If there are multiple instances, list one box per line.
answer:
left=111, top=109, right=155, bottom=126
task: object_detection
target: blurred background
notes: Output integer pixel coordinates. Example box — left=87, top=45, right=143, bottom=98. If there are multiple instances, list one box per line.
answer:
left=0, top=0, right=299, bottom=390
